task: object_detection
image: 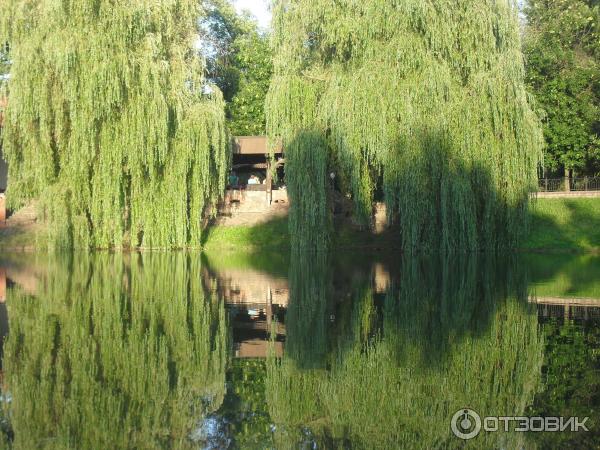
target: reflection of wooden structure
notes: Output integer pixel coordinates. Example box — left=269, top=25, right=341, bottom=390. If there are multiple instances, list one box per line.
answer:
left=212, top=268, right=289, bottom=307
left=0, top=259, right=42, bottom=297
left=230, top=301, right=286, bottom=358
left=203, top=265, right=289, bottom=358
left=236, top=339, right=284, bottom=358
left=373, top=263, right=390, bottom=294
left=531, top=296, right=600, bottom=307
left=530, top=296, right=600, bottom=320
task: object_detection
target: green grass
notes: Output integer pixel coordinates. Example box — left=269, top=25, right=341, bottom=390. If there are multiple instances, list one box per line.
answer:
left=203, top=198, right=600, bottom=253
left=2, top=197, right=599, bottom=253
left=201, top=217, right=402, bottom=253
left=202, top=217, right=291, bottom=252
left=525, top=198, right=600, bottom=252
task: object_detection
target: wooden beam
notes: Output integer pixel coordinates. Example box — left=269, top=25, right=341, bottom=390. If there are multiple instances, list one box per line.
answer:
left=266, top=158, right=272, bottom=205
left=232, top=163, right=268, bottom=170
left=232, top=136, right=284, bottom=155
left=231, top=159, right=284, bottom=171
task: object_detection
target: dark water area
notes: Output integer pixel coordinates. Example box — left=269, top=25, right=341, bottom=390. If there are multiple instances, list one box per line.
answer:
left=0, top=251, right=598, bottom=449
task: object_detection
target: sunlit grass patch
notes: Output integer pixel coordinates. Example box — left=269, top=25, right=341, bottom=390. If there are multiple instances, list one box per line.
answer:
left=525, top=198, right=600, bottom=252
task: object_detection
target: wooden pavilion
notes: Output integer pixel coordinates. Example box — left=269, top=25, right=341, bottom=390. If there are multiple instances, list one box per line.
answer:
left=231, top=136, right=284, bottom=205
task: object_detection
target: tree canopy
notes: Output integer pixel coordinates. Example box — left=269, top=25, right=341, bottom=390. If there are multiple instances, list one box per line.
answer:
left=201, top=0, right=273, bottom=135
left=0, top=0, right=229, bottom=249
left=524, top=0, right=600, bottom=176
left=267, top=0, right=544, bottom=252
left=226, top=29, right=273, bottom=135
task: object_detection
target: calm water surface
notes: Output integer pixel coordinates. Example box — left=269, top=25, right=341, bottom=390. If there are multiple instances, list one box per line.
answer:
left=0, top=251, right=598, bottom=449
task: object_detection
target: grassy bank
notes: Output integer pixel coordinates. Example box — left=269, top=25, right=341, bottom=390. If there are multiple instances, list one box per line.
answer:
left=2, top=197, right=599, bottom=253
left=525, top=198, right=600, bottom=252
left=201, top=216, right=403, bottom=252
left=201, top=218, right=290, bottom=252
left=203, top=198, right=600, bottom=253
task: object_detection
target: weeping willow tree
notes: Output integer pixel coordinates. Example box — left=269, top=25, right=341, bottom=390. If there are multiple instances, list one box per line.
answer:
left=267, top=0, right=544, bottom=251
left=0, top=1, right=229, bottom=249
left=266, top=254, right=544, bottom=448
left=1, top=253, right=228, bottom=449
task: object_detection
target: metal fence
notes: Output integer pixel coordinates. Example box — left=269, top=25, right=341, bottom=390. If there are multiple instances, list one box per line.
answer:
left=538, top=177, right=600, bottom=192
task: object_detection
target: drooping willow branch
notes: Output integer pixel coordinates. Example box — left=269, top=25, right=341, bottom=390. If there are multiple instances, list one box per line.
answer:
left=0, top=1, right=230, bottom=249
left=267, top=0, right=544, bottom=251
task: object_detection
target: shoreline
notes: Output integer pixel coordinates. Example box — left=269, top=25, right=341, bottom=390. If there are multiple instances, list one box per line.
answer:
left=2, top=197, right=599, bottom=254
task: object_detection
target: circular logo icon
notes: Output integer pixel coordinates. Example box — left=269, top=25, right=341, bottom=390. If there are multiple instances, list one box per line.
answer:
left=451, top=408, right=482, bottom=440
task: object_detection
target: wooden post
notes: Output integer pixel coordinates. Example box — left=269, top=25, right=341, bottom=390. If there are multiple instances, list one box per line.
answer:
left=266, top=157, right=272, bottom=206
left=266, top=286, right=272, bottom=330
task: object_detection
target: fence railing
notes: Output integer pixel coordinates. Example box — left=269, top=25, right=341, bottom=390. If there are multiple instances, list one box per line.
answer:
left=538, top=177, right=600, bottom=192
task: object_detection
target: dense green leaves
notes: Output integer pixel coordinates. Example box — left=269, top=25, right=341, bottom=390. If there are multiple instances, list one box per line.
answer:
left=524, top=0, right=600, bottom=176
left=201, top=0, right=273, bottom=135
left=201, top=0, right=250, bottom=102
left=529, top=319, right=600, bottom=448
left=267, top=0, right=544, bottom=251
left=0, top=0, right=229, bottom=248
left=227, top=31, right=273, bottom=135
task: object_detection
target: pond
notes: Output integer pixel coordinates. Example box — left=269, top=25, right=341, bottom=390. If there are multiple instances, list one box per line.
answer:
left=0, top=251, right=598, bottom=449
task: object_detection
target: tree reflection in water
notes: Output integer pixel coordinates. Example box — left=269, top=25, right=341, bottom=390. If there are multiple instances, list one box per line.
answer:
left=267, top=253, right=544, bottom=449
left=0, top=251, right=550, bottom=449
left=0, top=253, right=227, bottom=449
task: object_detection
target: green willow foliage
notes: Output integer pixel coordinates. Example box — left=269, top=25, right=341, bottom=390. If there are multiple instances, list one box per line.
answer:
left=266, top=254, right=544, bottom=448
left=267, top=0, right=544, bottom=251
left=1, top=253, right=227, bottom=449
left=285, top=250, right=331, bottom=368
left=0, top=1, right=229, bottom=249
